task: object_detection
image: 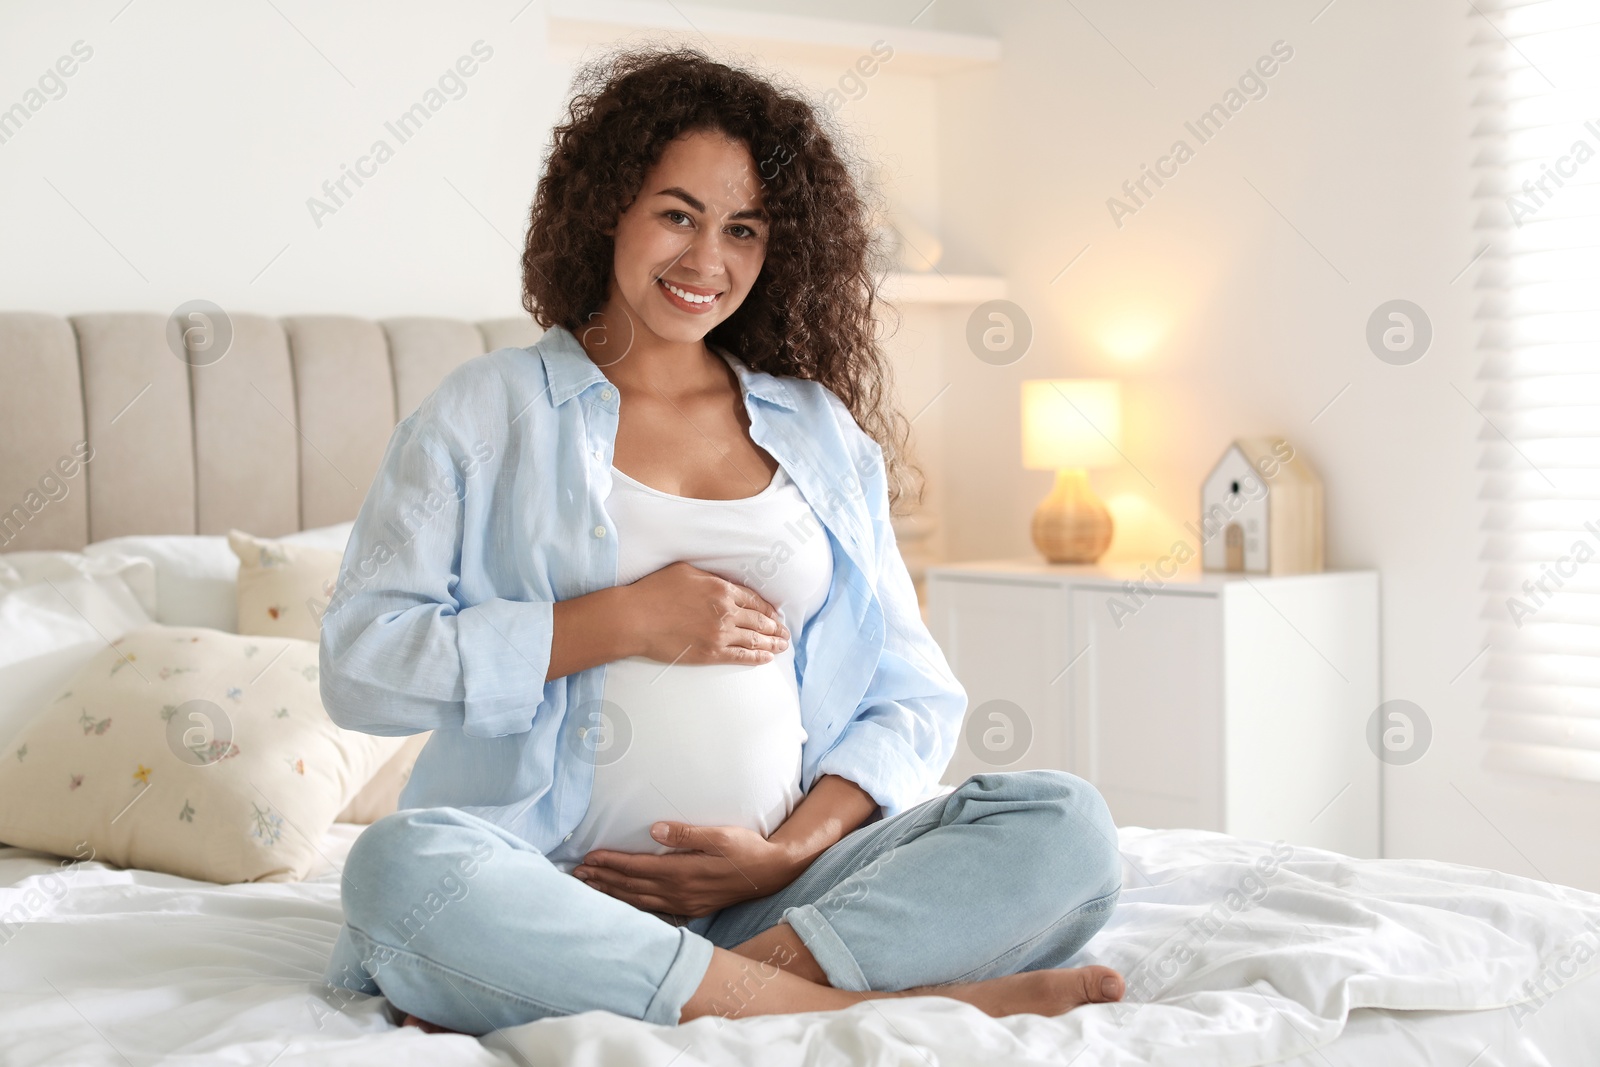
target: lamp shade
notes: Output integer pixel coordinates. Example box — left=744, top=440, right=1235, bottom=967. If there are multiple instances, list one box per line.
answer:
left=1021, top=379, right=1123, bottom=471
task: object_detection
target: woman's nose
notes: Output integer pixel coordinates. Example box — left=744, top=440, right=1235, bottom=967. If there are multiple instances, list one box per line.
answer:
left=676, top=228, right=727, bottom=275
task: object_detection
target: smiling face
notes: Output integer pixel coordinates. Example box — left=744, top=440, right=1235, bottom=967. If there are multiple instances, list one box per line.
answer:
left=598, top=128, right=769, bottom=352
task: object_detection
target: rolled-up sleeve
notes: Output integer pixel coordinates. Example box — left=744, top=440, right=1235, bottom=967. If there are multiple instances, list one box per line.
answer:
left=318, top=413, right=553, bottom=740
left=814, top=436, right=967, bottom=818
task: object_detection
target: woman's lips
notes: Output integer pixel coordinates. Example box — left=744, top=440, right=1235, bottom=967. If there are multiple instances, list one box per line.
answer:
left=657, top=277, right=721, bottom=314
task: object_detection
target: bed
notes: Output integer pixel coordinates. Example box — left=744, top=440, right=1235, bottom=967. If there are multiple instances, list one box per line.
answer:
left=2, top=310, right=1598, bottom=1065
left=5, top=820, right=1599, bottom=1066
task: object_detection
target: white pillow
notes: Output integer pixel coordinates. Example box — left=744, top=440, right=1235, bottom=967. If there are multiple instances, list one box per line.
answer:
left=81, top=535, right=237, bottom=630
left=282, top=521, right=356, bottom=553
left=82, top=522, right=353, bottom=631
left=0, top=550, right=156, bottom=749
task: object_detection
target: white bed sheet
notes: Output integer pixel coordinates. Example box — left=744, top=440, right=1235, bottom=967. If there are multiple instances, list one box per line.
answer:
left=2, top=823, right=1597, bottom=1066
left=1270, top=981, right=1600, bottom=1067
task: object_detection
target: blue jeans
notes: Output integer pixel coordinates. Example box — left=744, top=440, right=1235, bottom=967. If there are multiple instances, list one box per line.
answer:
left=322, top=770, right=1122, bottom=1035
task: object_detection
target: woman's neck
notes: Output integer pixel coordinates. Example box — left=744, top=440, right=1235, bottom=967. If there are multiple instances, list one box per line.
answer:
left=578, top=304, right=725, bottom=398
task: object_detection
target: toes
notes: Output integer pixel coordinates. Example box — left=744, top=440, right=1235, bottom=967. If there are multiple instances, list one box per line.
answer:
left=1083, top=966, right=1125, bottom=1003
left=401, top=1013, right=456, bottom=1034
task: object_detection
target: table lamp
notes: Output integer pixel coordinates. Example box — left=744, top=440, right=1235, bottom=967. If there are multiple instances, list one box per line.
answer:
left=1021, top=379, right=1122, bottom=563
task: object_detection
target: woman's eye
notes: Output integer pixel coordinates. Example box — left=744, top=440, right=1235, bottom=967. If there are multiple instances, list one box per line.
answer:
left=664, top=210, right=692, bottom=226
left=728, top=224, right=759, bottom=239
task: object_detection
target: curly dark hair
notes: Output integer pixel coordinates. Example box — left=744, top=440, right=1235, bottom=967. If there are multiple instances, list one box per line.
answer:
left=521, top=45, right=923, bottom=516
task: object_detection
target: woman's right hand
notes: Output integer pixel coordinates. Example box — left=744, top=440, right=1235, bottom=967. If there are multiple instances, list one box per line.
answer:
left=622, top=561, right=790, bottom=665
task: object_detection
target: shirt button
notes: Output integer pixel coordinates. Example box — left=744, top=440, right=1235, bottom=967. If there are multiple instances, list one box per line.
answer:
left=564, top=833, right=573, bottom=842
left=593, top=525, right=606, bottom=538
left=592, top=448, right=603, bottom=461
left=599, top=388, right=613, bottom=401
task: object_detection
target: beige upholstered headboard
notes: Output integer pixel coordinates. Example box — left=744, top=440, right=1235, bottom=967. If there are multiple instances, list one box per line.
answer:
left=0, top=311, right=542, bottom=552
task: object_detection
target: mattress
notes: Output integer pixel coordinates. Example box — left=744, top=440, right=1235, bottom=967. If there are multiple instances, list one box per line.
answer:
left=2, top=822, right=1596, bottom=1066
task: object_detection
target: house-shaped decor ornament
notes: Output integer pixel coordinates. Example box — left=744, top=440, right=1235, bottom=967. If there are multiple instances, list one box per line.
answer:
left=1200, top=437, right=1324, bottom=575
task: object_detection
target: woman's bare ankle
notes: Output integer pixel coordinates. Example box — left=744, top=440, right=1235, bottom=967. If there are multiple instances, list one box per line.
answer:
left=901, top=966, right=1125, bottom=1019
left=729, top=923, right=829, bottom=985
left=680, top=947, right=888, bottom=1022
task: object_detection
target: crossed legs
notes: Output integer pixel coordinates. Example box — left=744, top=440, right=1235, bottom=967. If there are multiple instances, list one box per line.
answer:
left=329, top=770, right=1124, bottom=1034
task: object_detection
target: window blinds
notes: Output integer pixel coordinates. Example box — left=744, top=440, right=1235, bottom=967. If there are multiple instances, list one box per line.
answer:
left=1471, top=0, right=1600, bottom=781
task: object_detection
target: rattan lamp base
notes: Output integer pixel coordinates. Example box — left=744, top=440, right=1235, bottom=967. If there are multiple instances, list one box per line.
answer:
left=1031, top=468, right=1113, bottom=564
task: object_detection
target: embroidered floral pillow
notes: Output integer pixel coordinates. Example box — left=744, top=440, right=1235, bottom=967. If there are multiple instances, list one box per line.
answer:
left=0, top=625, right=405, bottom=883
left=225, top=528, right=433, bottom=823
left=226, top=529, right=344, bottom=642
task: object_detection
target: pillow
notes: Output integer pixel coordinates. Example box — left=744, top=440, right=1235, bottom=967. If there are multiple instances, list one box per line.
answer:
left=226, top=529, right=344, bottom=641
left=82, top=522, right=355, bottom=630
left=223, top=528, right=433, bottom=823
left=80, top=535, right=237, bottom=630
left=281, top=521, right=356, bottom=553
left=0, top=551, right=156, bottom=750
left=336, top=733, right=430, bottom=824
left=0, top=624, right=405, bottom=883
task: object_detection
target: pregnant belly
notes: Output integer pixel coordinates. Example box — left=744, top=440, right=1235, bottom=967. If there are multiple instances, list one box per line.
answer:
left=547, top=650, right=808, bottom=871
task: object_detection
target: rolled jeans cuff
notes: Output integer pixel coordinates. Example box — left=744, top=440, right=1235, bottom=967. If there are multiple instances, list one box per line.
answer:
left=781, top=903, right=871, bottom=993
left=642, top=927, right=716, bottom=1025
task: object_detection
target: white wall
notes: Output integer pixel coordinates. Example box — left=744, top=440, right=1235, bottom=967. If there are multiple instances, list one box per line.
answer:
left=5, top=0, right=1596, bottom=889
left=2, top=0, right=565, bottom=318
left=0, top=0, right=945, bottom=317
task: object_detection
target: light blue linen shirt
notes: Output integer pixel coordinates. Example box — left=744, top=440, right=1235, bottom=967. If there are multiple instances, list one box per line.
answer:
left=318, top=323, right=967, bottom=853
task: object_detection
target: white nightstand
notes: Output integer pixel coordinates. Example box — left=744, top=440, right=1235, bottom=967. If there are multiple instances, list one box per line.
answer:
left=925, top=558, right=1381, bottom=858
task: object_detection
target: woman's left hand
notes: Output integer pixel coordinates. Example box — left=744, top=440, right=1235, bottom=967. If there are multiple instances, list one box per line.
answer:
left=573, top=823, right=803, bottom=916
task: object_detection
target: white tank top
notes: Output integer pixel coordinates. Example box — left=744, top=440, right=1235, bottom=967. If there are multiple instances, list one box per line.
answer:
left=543, top=460, right=833, bottom=874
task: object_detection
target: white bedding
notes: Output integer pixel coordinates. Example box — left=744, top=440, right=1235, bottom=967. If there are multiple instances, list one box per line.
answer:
left=2, top=823, right=1597, bottom=1066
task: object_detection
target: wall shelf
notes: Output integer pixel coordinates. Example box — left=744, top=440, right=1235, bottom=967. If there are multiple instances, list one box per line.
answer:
left=545, top=1, right=1002, bottom=75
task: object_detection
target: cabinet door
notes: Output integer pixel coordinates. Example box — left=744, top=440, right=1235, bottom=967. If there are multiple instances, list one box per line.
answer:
left=1068, top=589, right=1224, bottom=831
left=926, top=576, right=1071, bottom=784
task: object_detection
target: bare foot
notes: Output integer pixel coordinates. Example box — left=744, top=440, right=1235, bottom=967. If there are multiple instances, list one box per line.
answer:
left=900, top=966, right=1125, bottom=1018
left=682, top=945, right=1125, bottom=1024
left=401, top=1012, right=464, bottom=1035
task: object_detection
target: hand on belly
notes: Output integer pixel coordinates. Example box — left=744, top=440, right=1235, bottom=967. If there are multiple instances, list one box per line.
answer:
left=572, top=819, right=804, bottom=917
left=564, top=654, right=809, bottom=915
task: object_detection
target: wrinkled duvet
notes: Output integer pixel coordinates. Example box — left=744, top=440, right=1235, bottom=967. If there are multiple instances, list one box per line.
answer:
left=2, top=824, right=1596, bottom=1066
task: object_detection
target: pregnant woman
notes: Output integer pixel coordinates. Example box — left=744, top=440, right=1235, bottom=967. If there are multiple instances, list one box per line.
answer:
left=320, top=47, right=1125, bottom=1035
